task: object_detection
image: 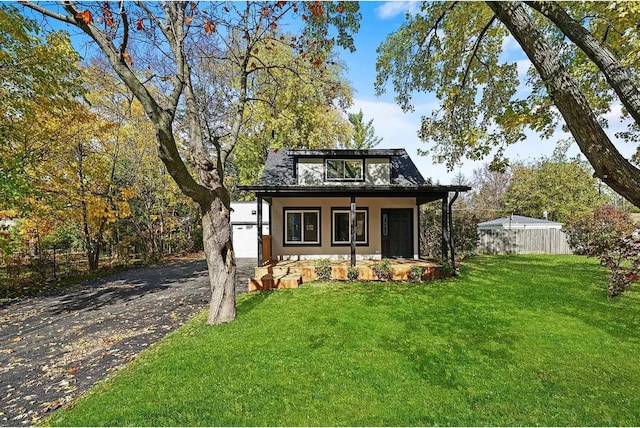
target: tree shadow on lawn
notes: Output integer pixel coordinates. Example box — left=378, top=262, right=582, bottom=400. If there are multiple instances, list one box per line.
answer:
left=236, top=290, right=274, bottom=317
left=465, top=255, right=640, bottom=342
left=319, top=276, right=520, bottom=391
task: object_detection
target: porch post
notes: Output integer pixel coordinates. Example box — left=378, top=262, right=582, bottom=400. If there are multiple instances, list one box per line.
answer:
left=448, top=192, right=459, bottom=275
left=257, top=196, right=263, bottom=267
left=441, top=194, right=450, bottom=262
left=350, top=196, right=356, bottom=267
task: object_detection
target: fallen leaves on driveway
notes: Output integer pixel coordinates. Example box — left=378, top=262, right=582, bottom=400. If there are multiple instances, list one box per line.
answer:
left=0, top=259, right=213, bottom=426
left=1, top=257, right=256, bottom=426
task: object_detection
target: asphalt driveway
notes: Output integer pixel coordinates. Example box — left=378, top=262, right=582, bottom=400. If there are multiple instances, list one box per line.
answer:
left=0, top=256, right=257, bottom=426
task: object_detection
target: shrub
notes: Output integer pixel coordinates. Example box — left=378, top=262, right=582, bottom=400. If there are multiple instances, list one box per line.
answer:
left=565, top=206, right=640, bottom=297
left=314, top=258, right=332, bottom=281
left=565, top=206, right=635, bottom=256
left=604, top=238, right=640, bottom=297
left=347, top=266, right=359, bottom=281
left=372, top=259, right=393, bottom=281
left=30, top=256, right=53, bottom=281
left=419, top=203, right=479, bottom=260
left=407, top=265, right=424, bottom=283
left=439, top=260, right=454, bottom=277
left=454, top=211, right=480, bottom=258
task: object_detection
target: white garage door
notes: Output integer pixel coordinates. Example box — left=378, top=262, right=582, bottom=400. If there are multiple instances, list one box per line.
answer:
left=232, top=224, right=269, bottom=258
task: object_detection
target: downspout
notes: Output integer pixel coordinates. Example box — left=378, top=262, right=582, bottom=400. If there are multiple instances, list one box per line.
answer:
left=417, top=201, right=423, bottom=259
left=350, top=196, right=356, bottom=267
left=441, top=194, right=450, bottom=263
left=448, top=192, right=459, bottom=276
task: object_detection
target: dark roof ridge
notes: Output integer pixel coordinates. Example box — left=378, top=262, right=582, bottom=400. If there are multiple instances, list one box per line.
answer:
left=286, top=148, right=406, bottom=157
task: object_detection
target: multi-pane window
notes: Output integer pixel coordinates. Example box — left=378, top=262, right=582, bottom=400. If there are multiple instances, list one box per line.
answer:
left=332, top=208, right=368, bottom=245
left=284, top=209, right=320, bottom=244
left=325, top=159, right=363, bottom=181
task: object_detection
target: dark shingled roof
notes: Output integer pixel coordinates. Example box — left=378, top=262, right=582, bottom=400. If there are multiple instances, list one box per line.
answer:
left=259, top=148, right=297, bottom=186
left=240, top=148, right=471, bottom=201
left=257, top=148, right=429, bottom=186
left=391, top=149, right=429, bottom=185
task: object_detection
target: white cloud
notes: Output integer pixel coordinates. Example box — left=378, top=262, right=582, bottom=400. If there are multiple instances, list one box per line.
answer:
left=349, top=99, right=421, bottom=146
left=603, top=102, right=629, bottom=135
left=501, top=35, right=521, bottom=55
left=375, top=1, right=420, bottom=20
left=600, top=103, right=636, bottom=159
left=516, top=59, right=531, bottom=80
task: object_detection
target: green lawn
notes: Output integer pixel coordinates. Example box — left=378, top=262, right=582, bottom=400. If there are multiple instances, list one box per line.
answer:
left=47, top=255, right=640, bottom=426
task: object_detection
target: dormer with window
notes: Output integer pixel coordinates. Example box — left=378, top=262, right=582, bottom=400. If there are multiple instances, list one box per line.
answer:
left=292, top=149, right=395, bottom=186
left=325, top=159, right=363, bottom=181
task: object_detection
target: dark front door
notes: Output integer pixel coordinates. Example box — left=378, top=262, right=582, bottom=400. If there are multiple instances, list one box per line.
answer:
left=381, top=208, right=413, bottom=258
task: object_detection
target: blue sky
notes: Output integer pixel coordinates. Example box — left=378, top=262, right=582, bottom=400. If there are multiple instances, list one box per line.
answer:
left=24, top=1, right=634, bottom=185
left=341, top=1, right=635, bottom=185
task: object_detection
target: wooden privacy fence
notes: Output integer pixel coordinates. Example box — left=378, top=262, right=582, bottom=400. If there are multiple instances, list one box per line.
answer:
left=477, top=228, right=573, bottom=255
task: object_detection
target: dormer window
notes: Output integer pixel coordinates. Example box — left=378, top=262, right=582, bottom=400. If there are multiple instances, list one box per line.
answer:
left=325, top=159, right=363, bottom=181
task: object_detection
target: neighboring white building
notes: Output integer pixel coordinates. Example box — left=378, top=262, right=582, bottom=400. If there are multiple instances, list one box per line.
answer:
left=230, top=201, right=270, bottom=258
left=631, top=213, right=640, bottom=240
left=477, top=215, right=563, bottom=231
left=477, top=214, right=571, bottom=254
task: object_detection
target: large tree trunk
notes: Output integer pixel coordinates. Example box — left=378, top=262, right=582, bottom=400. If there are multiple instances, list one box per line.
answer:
left=525, top=1, right=640, bottom=126
left=154, top=122, right=236, bottom=325
left=487, top=1, right=640, bottom=208
left=201, top=197, right=236, bottom=324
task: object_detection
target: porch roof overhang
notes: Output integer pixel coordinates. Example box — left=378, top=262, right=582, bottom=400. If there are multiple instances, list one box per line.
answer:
left=238, top=184, right=471, bottom=204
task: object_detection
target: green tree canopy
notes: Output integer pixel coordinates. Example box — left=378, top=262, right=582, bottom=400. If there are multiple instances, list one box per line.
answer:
left=503, top=158, right=609, bottom=222
left=376, top=1, right=640, bottom=207
left=213, top=32, right=354, bottom=193
left=1, top=4, right=82, bottom=207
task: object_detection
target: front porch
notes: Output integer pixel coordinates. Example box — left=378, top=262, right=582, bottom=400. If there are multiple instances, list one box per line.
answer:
left=248, top=259, right=447, bottom=291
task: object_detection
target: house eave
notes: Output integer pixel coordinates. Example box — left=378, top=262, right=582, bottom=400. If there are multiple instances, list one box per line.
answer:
left=239, top=184, right=471, bottom=202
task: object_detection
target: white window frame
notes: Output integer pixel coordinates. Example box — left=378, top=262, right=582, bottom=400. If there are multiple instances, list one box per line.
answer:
left=284, top=209, right=320, bottom=245
left=331, top=208, right=368, bottom=245
left=325, top=159, right=364, bottom=181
